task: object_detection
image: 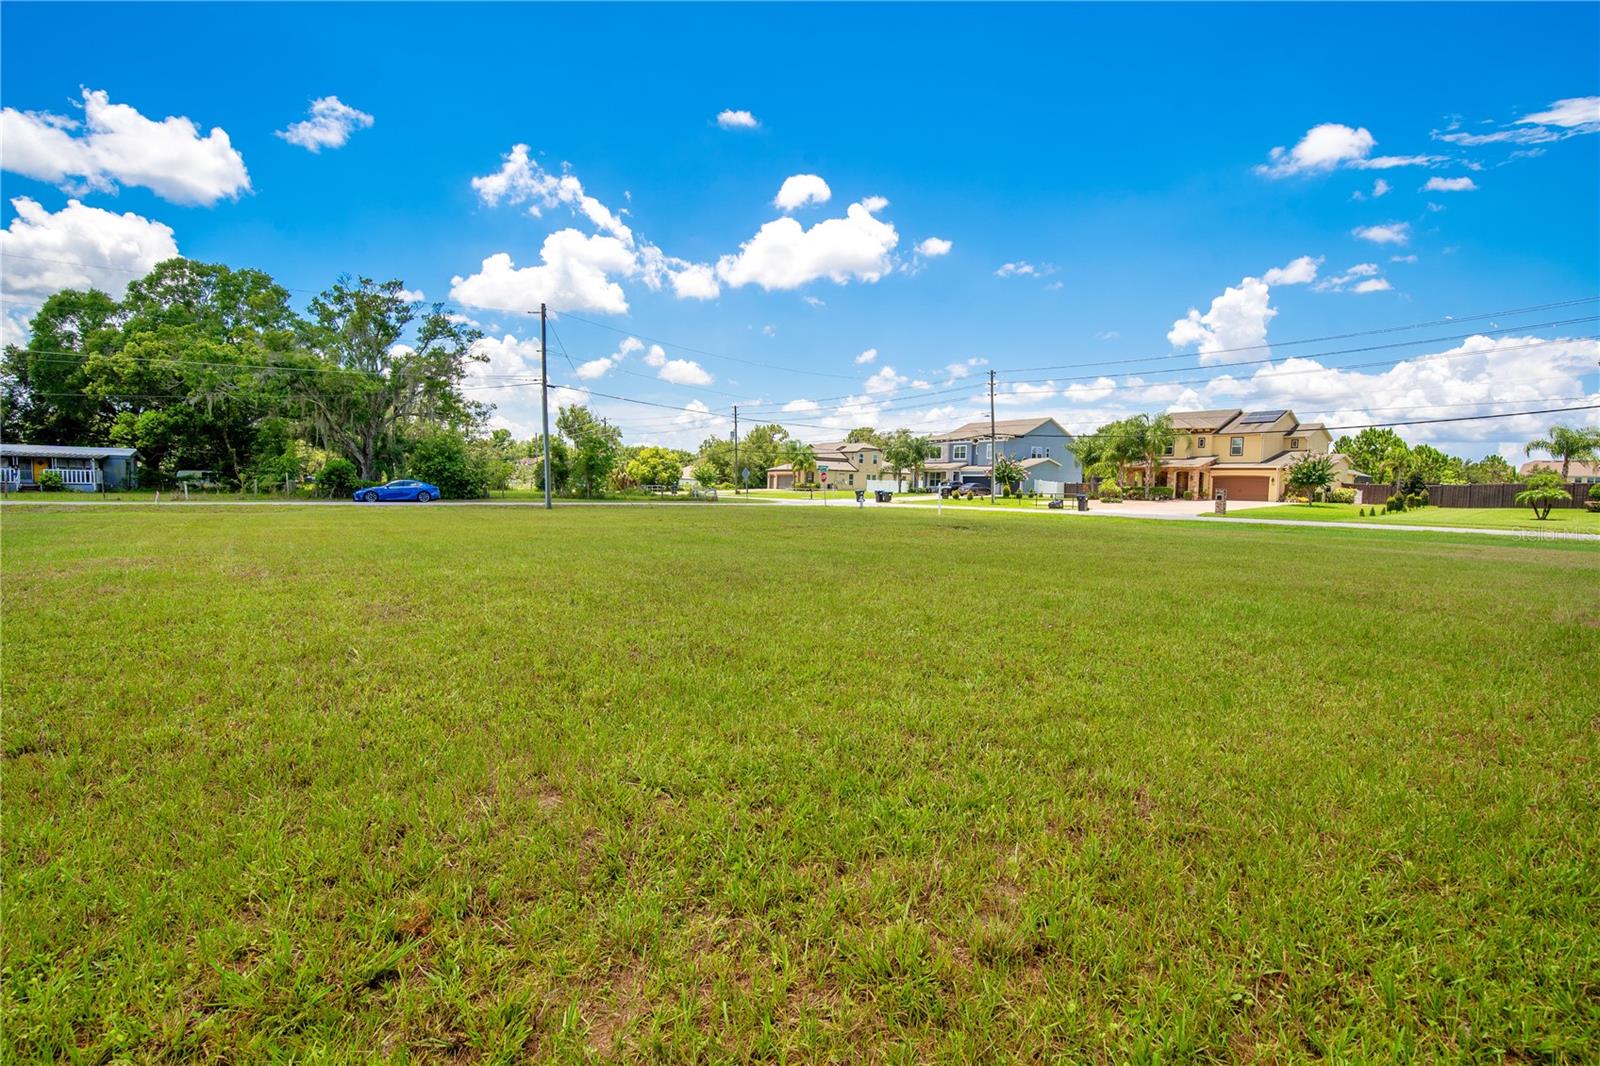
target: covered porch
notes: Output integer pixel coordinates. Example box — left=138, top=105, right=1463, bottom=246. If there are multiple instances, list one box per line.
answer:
left=1144, top=455, right=1216, bottom=497
left=1, top=444, right=139, bottom=492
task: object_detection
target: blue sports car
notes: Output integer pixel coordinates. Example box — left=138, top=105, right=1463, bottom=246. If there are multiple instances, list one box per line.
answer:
left=353, top=479, right=440, bottom=503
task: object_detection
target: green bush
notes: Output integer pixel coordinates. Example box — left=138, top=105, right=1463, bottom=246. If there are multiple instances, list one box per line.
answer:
left=409, top=431, right=491, bottom=499
left=1149, top=485, right=1175, bottom=499
left=1406, top=489, right=1429, bottom=509
left=317, top=458, right=359, bottom=498
left=36, top=470, right=65, bottom=492
left=1330, top=488, right=1357, bottom=504
left=1385, top=494, right=1405, bottom=513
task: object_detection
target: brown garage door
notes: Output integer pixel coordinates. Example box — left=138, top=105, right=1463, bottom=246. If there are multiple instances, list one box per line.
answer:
left=1211, top=475, right=1270, bottom=501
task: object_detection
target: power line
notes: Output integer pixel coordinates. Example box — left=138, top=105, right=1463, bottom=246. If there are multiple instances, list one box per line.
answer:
left=1321, top=402, right=1600, bottom=432
left=998, top=295, right=1600, bottom=374
left=544, top=307, right=862, bottom=381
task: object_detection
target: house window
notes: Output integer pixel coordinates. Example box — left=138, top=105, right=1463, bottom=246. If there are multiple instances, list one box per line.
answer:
left=1163, top=442, right=1174, bottom=456
left=1030, top=446, right=1045, bottom=459
left=1289, top=438, right=1300, bottom=449
left=952, top=443, right=968, bottom=461
left=1197, top=437, right=1206, bottom=449
left=1230, top=436, right=1244, bottom=456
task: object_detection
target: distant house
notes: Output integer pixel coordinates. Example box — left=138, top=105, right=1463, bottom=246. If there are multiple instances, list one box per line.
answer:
left=924, top=417, right=1081, bottom=492
left=1, top=443, right=139, bottom=492
left=1519, top=459, right=1600, bottom=484
left=766, top=440, right=886, bottom=490
left=1144, top=409, right=1357, bottom=500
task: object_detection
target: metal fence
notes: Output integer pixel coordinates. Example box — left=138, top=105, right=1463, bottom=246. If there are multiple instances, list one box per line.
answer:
left=1356, top=482, right=1592, bottom=509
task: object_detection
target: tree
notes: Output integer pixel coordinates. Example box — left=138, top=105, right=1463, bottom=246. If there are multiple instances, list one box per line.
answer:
left=1409, top=444, right=1466, bottom=485
left=410, top=430, right=491, bottom=499
left=1, top=287, right=122, bottom=443
left=1464, top=454, right=1516, bottom=484
left=880, top=428, right=919, bottom=490
left=1334, top=427, right=1410, bottom=486
left=624, top=445, right=684, bottom=488
left=992, top=454, right=1027, bottom=497
left=1514, top=471, right=1571, bottom=520
left=1524, top=424, right=1600, bottom=480
left=1133, top=414, right=1176, bottom=492
left=296, top=277, right=485, bottom=480
left=736, top=423, right=790, bottom=487
left=782, top=440, right=817, bottom=488
left=559, top=404, right=622, bottom=497
left=1069, top=433, right=1107, bottom=487
left=845, top=426, right=884, bottom=446
left=1286, top=455, right=1336, bottom=503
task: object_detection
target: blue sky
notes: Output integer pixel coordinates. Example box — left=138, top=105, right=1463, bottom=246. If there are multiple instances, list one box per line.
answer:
left=3, top=2, right=1597, bottom=457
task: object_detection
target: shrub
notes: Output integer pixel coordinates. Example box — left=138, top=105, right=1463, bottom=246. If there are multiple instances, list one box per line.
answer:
left=317, top=458, right=359, bottom=498
left=1149, top=485, right=1175, bottom=499
left=409, top=431, right=491, bottom=499
left=1330, top=488, right=1356, bottom=504
left=1588, top=485, right=1600, bottom=513
left=37, top=469, right=65, bottom=492
left=1385, top=494, right=1405, bottom=513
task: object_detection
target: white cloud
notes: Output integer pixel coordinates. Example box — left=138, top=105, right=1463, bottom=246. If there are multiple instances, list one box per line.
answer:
left=1351, top=277, right=1393, bottom=294
left=1352, top=222, right=1411, bottom=245
left=1390, top=254, right=1418, bottom=264
left=1314, top=262, right=1395, bottom=295
left=395, top=287, right=426, bottom=302
left=854, top=347, right=879, bottom=364
left=1095, top=330, right=1120, bottom=341
left=802, top=295, right=825, bottom=308
left=1372, top=178, right=1391, bottom=197
left=774, top=174, right=831, bottom=211
left=572, top=336, right=642, bottom=380
left=944, top=357, right=987, bottom=381
left=655, top=357, right=713, bottom=386
left=667, top=262, right=719, bottom=300
left=716, top=110, right=759, bottom=130
left=275, top=96, right=373, bottom=152
left=715, top=198, right=898, bottom=291
left=995, top=261, right=1037, bottom=277
left=450, top=231, right=637, bottom=315
left=471, top=144, right=633, bottom=242
left=1423, top=176, right=1478, bottom=192
left=915, top=237, right=953, bottom=257
left=1167, top=257, right=1321, bottom=365
left=643, top=344, right=666, bottom=367
left=782, top=398, right=820, bottom=413
left=1262, top=255, right=1321, bottom=286
left=864, top=366, right=908, bottom=394
left=0, top=197, right=180, bottom=343
left=1256, top=122, right=1446, bottom=178
left=0, top=88, right=250, bottom=206
left=761, top=324, right=777, bottom=337
left=1437, top=96, right=1600, bottom=146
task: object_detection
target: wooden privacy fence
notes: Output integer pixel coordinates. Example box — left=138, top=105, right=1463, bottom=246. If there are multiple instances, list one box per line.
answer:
left=1355, top=482, right=1591, bottom=508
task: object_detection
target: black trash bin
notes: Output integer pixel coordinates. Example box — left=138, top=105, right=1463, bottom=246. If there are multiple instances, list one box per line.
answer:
left=875, top=490, right=893, bottom=503
left=1075, top=493, right=1089, bottom=512
left=854, top=489, right=866, bottom=505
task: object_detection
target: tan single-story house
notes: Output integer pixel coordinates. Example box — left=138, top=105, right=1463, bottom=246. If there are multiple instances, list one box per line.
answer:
left=1519, top=459, right=1599, bottom=484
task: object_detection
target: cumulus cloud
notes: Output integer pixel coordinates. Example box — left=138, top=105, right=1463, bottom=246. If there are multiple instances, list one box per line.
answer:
left=0, top=88, right=250, bottom=205
left=1423, top=176, right=1478, bottom=192
left=638, top=341, right=712, bottom=385
left=1352, top=222, right=1411, bottom=245
left=275, top=96, right=373, bottom=152
left=0, top=196, right=180, bottom=344
left=1262, top=255, right=1321, bottom=286
left=572, top=336, right=643, bottom=380
left=1352, top=277, right=1393, bottom=294
left=471, top=144, right=632, bottom=241
left=782, top=398, right=820, bottom=413
left=915, top=237, right=952, bottom=257
left=774, top=174, right=831, bottom=211
left=854, top=347, right=879, bottom=364
left=864, top=365, right=908, bottom=394
left=716, top=198, right=898, bottom=291
left=395, top=287, right=426, bottom=302
left=716, top=110, right=759, bottom=129
left=450, top=232, right=637, bottom=315
left=1256, top=122, right=1445, bottom=178
left=1167, top=256, right=1318, bottom=365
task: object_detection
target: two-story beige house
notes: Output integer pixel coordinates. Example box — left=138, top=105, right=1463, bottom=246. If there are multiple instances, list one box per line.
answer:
left=765, top=440, right=886, bottom=490
left=1143, top=409, right=1354, bottom=500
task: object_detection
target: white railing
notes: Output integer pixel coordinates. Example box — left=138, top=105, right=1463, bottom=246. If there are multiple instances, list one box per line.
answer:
left=57, top=467, right=101, bottom=487
left=0, top=467, right=18, bottom=489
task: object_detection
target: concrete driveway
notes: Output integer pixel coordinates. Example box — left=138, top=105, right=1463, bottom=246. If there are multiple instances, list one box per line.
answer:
left=1076, top=497, right=1280, bottom=518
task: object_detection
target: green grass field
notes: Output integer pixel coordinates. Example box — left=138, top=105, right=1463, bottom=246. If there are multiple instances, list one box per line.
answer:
left=3, top=505, right=1597, bottom=1062
left=1216, top=502, right=1600, bottom=533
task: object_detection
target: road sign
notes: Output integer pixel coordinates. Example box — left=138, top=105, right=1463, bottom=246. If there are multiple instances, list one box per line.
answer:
left=741, top=467, right=749, bottom=482
left=820, top=469, right=828, bottom=481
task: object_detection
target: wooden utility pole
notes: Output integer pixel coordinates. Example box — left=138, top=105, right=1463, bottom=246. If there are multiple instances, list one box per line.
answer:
left=540, top=303, right=552, bottom=510
left=988, top=369, right=998, bottom=504
left=732, top=405, right=740, bottom=494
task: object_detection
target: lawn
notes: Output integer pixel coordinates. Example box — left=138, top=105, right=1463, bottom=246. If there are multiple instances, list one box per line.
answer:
left=3, top=506, right=1597, bottom=1062
left=1215, top=501, right=1600, bottom=533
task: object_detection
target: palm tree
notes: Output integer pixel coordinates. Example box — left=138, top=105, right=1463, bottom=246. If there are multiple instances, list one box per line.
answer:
left=1136, top=414, right=1176, bottom=494
left=1525, top=424, right=1600, bottom=480
left=782, top=441, right=817, bottom=490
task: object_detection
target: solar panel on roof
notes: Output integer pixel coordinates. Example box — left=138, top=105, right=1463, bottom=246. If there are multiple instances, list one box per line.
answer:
left=1237, top=409, right=1286, bottom=424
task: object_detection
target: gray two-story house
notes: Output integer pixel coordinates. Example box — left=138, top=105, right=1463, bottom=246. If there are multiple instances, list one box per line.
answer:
left=922, top=417, right=1081, bottom=492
